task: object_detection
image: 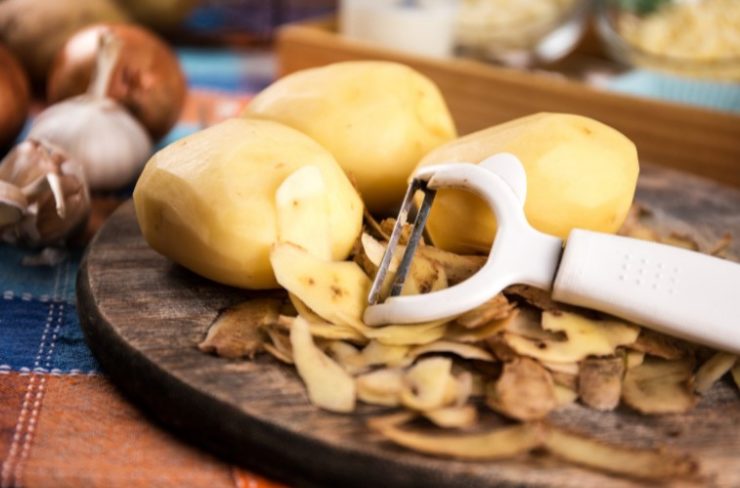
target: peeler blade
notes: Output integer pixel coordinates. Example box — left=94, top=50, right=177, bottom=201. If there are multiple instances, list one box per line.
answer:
left=367, top=178, right=436, bottom=305
left=388, top=185, right=436, bottom=297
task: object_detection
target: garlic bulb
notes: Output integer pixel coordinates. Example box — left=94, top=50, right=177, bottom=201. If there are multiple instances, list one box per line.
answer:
left=0, top=139, right=90, bottom=247
left=48, top=23, right=187, bottom=140
left=29, top=32, right=152, bottom=191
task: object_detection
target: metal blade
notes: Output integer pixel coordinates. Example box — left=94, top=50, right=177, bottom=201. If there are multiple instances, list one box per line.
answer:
left=367, top=178, right=422, bottom=305
left=389, top=185, right=436, bottom=297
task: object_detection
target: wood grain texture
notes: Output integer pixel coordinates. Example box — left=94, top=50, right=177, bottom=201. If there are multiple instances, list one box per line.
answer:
left=276, top=22, right=740, bottom=188
left=77, top=164, right=740, bottom=488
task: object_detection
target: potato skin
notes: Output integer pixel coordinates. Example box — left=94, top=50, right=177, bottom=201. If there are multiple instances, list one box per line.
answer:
left=417, top=113, right=639, bottom=254
left=133, top=118, right=363, bottom=289
left=244, top=61, right=457, bottom=215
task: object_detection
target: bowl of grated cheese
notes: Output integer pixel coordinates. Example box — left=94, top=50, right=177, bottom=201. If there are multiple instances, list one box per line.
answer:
left=596, top=0, right=740, bottom=81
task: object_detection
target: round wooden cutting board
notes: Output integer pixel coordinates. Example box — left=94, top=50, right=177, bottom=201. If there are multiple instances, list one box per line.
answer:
left=77, top=165, right=740, bottom=488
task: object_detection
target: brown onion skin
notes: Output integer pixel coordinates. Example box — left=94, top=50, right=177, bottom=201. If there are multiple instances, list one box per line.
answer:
left=47, top=23, right=187, bottom=140
left=0, top=43, right=30, bottom=151
left=117, top=0, right=201, bottom=32
left=0, top=0, right=129, bottom=84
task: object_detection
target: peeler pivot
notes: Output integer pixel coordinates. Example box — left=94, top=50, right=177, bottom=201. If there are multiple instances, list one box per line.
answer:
left=364, top=155, right=563, bottom=326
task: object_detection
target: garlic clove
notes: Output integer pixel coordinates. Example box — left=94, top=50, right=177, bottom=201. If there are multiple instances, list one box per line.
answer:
left=45, top=172, right=66, bottom=218
left=0, top=180, right=27, bottom=227
left=34, top=165, right=89, bottom=246
left=0, top=140, right=90, bottom=247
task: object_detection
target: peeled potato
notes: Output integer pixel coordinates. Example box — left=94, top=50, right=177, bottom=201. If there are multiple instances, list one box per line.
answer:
left=416, top=113, right=639, bottom=253
left=133, top=118, right=363, bottom=289
left=244, top=61, right=457, bottom=214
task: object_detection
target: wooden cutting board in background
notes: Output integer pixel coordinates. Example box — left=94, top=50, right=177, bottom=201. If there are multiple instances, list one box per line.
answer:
left=77, top=164, right=740, bottom=488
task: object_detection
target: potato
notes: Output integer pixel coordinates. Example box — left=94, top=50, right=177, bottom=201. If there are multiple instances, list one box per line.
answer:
left=133, top=118, right=363, bottom=289
left=244, top=61, right=457, bottom=214
left=416, top=113, right=639, bottom=253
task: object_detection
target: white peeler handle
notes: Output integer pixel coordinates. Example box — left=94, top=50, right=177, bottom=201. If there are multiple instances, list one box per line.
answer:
left=552, top=229, right=740, bottom=354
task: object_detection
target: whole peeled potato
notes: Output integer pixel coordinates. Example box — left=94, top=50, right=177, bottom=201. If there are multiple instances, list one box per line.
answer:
left=0, top=0, right=128, bottom=83
left=48, top=23, right=187, bottom=140
left=417, top=113, right=639, bottom=254
left=244, top=61, right=457, bottom=215
left=0, top=43, right=29, bottom=151
left=133, top=118, right=364, bottom=289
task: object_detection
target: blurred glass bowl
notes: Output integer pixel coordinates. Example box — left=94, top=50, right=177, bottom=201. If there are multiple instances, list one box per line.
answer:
left=455, top=0, right=591, bottom=68
left=596, top=0, right=740, bottom=81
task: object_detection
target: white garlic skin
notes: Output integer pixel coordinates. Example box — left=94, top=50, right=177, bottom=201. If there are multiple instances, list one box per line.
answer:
left=29, top=96, right=153, bottom=191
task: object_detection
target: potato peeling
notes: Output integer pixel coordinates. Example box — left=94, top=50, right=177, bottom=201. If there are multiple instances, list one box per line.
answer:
left=693, top=352, right=737, bottom=394
left=622, top=357, right=696, bottom=414
left=400, top=357, right=455, bottom=411
left=271, top=242, right=370, bottom=330
left=409, top=340, right=494, bottom=362
left=543, top=427, right=699, bottom=480
left=578, top=356, right=624, bottom=411
left=198, top=298, right=281, bottom=359
left=195, top=204, right=736, bottom=481
left=486, top=357, right=557, bottom=421
left=290, top=317, right=356, bottom=412
left=422, top=405, right=478, bottom=429
left=372, top=421, right=547, bottom=460
left=356, top=368, right=404, bottom=407
left=629, top=328, right=692, bottom=360
left=454, top=294, right=515, bottom=329
left=359, top=232, right=448, bottom=298
left=505, top=311, right=639, bottom=363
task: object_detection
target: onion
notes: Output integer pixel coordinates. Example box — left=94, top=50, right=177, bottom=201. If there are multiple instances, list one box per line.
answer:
left=0, top=0, right=128, bottom=83
left=116, top=0, right=201, bottom=32
left=47, top=23, right=187, bottom=140
left=0, top=43, right=29, bottom=152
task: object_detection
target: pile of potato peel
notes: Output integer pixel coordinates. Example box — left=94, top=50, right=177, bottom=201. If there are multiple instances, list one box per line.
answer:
left=197, top=191, right=739, bottom=482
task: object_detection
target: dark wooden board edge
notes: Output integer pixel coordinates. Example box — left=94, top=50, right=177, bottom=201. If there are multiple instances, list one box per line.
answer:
left=76, top=229, right=528, bottom=488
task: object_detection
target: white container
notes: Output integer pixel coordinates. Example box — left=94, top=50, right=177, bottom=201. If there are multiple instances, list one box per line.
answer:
left=340, top=0, right=458, bottom=59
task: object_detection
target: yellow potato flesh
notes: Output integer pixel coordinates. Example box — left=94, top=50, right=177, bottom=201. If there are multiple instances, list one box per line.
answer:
left=244, top=61, right=457, bottom=214
left=275, top=165, right=332, bottom=260
left=416, top=113, right=639, bottom=253
left=134, top=119, right=362, bottom=289
left=270, top=243, right=371, bottom=330
left=505, top=311, right=639, bottom=363
left=133, top=118, right=362, bottom=289
left=291, top=317, right=356, bottom=412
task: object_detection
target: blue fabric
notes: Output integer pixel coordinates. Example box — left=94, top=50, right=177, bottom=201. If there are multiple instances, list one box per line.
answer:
left=0, top=247, right=81, bottom=303
left=0, top=296, right=97, bottom=373
left=607, top=69, right=740, bottom=114
left=0, top=241, right=95, bottom=373
left=178, top=48, right=275, bottom=92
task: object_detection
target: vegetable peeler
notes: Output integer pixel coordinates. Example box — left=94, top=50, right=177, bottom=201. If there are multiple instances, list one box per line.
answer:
left=364, top=153, right=740, bottom=354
